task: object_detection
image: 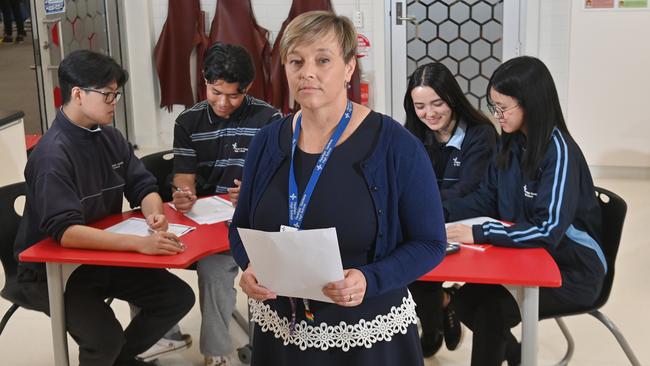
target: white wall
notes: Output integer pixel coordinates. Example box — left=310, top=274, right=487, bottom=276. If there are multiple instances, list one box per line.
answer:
left=567, top=2, right=650, bottom=168
left=522, top=0, right=572, bottom=120
left=124, top=0, right=387, bottom=150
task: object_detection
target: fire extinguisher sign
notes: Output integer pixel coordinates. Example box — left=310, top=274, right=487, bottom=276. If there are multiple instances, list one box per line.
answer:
left=357, top=34, right=370, bottom=59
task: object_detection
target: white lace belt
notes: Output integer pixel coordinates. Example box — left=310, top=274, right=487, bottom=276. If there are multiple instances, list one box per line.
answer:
left=248, top=292, right=417, bottom=351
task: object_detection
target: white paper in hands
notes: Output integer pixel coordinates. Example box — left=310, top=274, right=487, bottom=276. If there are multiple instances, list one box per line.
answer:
left=237, top=227, right=344, bottom=303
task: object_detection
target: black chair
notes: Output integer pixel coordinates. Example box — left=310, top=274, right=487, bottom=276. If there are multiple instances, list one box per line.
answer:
left=140, top=149, right=174, bottom=202
left=0, top=181, right=31, bottom=336
left=547, top=187, right=640, bottom=366
left=0, top=182, right=117, bottom=338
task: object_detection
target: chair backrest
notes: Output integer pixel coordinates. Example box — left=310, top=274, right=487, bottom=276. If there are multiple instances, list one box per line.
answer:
left=0, top=182, right=26, bottom=280
left=140, top=150, right=174, bottom=202
left=593, top=186, right=627, bottom=309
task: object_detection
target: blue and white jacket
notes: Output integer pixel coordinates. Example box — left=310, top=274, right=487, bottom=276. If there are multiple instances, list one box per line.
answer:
left=444, top=129, right=605, bottom=305
left=229, top=114, right=447, bottom=299
left=424, top=120, right=497, bottom=201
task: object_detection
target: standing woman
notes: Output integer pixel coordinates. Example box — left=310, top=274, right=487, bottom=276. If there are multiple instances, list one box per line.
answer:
left=229, top=11, right=447, bottom=366
left=445, top=56, right=606, bottom=366
left=404, top=62, right=497, bottom=357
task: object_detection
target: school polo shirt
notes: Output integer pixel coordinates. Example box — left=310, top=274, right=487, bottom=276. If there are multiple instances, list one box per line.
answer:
left=173, top=96, right=281, bottom=195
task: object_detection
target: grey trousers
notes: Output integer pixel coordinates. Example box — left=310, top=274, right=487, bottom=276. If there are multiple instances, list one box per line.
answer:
left=195, top=253, right=239, bottom=357
left=132, top=253, right=239, bottom=358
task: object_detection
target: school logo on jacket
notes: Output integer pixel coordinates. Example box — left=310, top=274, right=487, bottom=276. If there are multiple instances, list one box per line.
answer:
left=452, top=157, right=461, bottom=167
left=523, top=185, right=538, bottom=198
left=232, top=142, right=248, bottom=153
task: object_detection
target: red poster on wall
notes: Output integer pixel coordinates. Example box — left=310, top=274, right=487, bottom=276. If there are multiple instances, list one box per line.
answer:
left=357, top=34, right=370, bottom=59
left=585, top=0, right=614, bottom=8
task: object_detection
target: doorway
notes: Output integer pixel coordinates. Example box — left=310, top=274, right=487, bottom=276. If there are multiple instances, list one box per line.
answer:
left=30, top=0, right=130, bottom=137
left=388, top=0, right=522, bottom=121
left=0, top=0, right=40, bottom=134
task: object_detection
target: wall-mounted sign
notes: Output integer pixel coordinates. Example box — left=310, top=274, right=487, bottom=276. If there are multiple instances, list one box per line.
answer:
left=585, top=0, right=614, bottom=8
left=44, top=0, right=65, bottom=15
left=585, top=0, right=649, bottom=8
left=357, top=34, right=370, bottom=59
left=619, top=0, right=648, bottom=8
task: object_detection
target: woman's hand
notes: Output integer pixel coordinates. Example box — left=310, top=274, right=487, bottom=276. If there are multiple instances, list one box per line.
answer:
left=446, top=224, right=474, bottom=243
left=240, top=264, right=277, bottom=301
left=137, top=231, right=185, bottom=255
left=323, top=269, right=367, bottom=307
left=146, top=213, right=168, bottom=232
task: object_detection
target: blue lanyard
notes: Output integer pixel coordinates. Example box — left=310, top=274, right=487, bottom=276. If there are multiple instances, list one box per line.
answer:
left=288, top=100, right=353, bottom=229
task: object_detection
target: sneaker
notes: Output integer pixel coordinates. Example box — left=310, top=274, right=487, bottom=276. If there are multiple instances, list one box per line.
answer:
left=1, top=35, right=13, bottom=43
left=136, top=333, right=192, bottom=362
left=205, top=355, right=229, bottom=366
left=15, top=35, right=24, bottom=43
left=115, top=359, right=155, bottom=366
left=442, top=284, right=463, bottom=350
left=421, top=330, right=443, bottom=358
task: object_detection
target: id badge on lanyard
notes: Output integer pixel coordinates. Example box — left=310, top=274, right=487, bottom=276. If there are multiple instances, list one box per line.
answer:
left=284, top=100, right=353, bottom=330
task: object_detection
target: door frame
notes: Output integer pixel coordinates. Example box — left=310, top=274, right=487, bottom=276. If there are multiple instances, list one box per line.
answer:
left=30, top=0, right=130, bottom=137
left=386, top=0, right=524, bottom=121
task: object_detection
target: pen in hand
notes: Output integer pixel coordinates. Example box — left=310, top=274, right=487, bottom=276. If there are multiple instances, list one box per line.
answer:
left=148, top=227, right=186, bottom=250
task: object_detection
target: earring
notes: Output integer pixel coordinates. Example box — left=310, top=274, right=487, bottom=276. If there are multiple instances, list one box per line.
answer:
left=345, top=80, right=351, bottom=89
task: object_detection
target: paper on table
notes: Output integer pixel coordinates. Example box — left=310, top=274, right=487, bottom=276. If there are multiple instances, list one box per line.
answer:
left=445, top=217, right=510, bottom=249
left=237, top=227, right=344, bottom=303
left=445, top=216, right=504, bottom=228
left=105, top=217, right=195, bottom=237
left=169, top=196, right=235, bottom=225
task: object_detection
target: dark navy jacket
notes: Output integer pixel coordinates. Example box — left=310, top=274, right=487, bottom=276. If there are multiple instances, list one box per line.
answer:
left=444, top=129, right=605, bottom=305
left=424, top=120, right=497, bottom=201
left=229, top=114, right=447, bottom=299
left=15, top=110, right=158, bottom=274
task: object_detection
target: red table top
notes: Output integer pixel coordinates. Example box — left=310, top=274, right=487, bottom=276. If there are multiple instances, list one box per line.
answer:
left=19, top=200, right=561, bottom=288
left=19, top=203, right=230, bottom=269
left=420, top=245, right=561, bottom=288
left=25, top=134, right=42, bottom=151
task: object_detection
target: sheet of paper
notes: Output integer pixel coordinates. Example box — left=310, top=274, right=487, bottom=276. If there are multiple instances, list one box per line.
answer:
left=445, top=216, right=503, bottom=228
left=104, top=217, right=195, bottom=237
left=445, top=217, right=509, bottom=249
left=169, top=196, right=235, bottom=225
left=237, top=227, right=344, bottom=303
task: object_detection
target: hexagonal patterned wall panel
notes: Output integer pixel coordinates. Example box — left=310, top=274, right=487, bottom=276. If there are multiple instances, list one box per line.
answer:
left=407, top=0, right=503, bottom=110
left=45, top=0, right=110, bottom=107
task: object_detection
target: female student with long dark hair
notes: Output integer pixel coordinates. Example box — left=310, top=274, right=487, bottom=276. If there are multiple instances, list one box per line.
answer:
left=445, top=56, right=606, bottom=365
left=404, top=62, right=497, bottom=357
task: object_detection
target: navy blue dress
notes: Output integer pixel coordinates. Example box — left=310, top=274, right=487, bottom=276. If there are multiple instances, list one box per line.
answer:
left=249, top=112, right=423, bottom=365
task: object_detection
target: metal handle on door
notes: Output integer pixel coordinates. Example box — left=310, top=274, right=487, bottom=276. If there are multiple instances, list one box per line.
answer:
left=395, top=3, right=420, bottom=38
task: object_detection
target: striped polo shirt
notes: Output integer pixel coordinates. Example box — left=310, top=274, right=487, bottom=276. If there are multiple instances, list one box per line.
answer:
left=173, top=96, right=281, bottom=195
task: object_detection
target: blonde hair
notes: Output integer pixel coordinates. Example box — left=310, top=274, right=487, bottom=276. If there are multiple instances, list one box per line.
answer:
left=280, top=11, right=357, bottom=64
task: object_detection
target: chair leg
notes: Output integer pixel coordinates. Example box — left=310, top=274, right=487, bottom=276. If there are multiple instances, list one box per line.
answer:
left=589, top=310, right=642, bottom=366
left=553, top=317, right=574, bottom=366
left=0, top=304, right=20, bottom=336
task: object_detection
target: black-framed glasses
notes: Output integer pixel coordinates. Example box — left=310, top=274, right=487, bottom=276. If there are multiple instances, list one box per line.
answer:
left=81, top=88, right=122, bottom=104
left=487, top=103, right=519, bottom=119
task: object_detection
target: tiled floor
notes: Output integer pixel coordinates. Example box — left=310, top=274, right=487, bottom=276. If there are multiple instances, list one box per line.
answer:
left=1, top=177, right=648, bottom=365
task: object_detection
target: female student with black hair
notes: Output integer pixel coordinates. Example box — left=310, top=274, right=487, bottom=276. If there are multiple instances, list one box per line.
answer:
left=444, top=56, right=606, bottom=366
left=404, top=62, right=497, bottom=357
